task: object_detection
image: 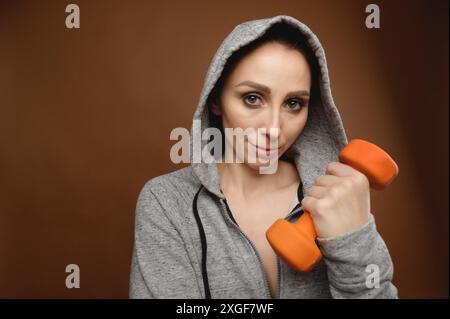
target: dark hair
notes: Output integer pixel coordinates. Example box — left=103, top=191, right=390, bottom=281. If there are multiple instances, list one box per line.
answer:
left=206, top=22, right=321, bottom=160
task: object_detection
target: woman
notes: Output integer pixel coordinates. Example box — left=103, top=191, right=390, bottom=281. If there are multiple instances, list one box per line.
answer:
left=129, top=15, right=397, bottom=299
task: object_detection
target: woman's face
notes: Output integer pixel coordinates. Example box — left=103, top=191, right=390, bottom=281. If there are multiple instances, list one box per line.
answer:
left=212, top=41, right=311, bottom=172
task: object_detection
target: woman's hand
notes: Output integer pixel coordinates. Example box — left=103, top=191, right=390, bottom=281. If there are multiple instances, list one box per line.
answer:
left=301, top=162, right=371, bottom=239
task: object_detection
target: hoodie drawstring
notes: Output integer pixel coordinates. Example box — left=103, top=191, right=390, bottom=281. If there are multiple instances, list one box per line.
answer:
left=192, top=185, right=211, bottom=299
left=192, top=182, right=303, bottom=299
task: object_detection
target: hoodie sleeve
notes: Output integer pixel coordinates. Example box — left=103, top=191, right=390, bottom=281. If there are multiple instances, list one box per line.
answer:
left=316, top=213, right=398, bottom=299
left=129, top=181, right=203, bottom=299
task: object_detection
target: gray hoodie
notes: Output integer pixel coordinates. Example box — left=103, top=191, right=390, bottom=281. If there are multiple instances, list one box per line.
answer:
left=129, top=15, right=398, bottom=299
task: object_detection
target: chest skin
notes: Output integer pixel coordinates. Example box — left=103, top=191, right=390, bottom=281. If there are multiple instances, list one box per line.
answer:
left=222, top=181, right=300, bottom=298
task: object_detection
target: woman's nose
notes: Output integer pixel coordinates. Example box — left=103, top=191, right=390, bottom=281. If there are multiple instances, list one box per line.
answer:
left=263, top=108, right=281, bottom=145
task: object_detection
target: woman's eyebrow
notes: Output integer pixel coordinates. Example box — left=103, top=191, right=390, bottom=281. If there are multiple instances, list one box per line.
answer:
left=234, top=80, right=310, bottom=96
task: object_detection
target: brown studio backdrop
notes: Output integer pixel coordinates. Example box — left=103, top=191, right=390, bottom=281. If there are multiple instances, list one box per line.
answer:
left=0, top=0, right=447, bottom=298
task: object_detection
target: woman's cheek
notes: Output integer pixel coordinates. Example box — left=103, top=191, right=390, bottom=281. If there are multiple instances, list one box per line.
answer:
left=284, top=119, right=306, bottom=144
left=224, top=103, right=253, bottom=126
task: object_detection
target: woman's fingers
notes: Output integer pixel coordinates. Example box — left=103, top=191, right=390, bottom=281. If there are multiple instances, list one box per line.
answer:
left=305, top=185, right=327, bottom=199
left=314, top=174, right=340, bottom=187
left=300, top=195, right=317, bottom=214
left=325, top=161, right=355, bottom=177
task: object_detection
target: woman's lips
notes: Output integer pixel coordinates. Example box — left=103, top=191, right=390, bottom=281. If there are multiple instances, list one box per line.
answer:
left=248, top=142, right=281, bottom=156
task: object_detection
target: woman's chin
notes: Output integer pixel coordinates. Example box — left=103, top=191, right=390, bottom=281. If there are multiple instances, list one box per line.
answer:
left=243, top=154, right=281, bottom=173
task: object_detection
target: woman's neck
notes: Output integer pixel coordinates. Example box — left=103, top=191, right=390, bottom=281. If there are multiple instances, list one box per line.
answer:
left=217, top=157, right=299, bottom=199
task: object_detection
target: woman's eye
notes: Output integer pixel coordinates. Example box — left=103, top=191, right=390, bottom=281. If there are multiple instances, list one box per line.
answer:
left=243, top=94, right=262, bottom=107
left=285, top=98, right=305, bottom=112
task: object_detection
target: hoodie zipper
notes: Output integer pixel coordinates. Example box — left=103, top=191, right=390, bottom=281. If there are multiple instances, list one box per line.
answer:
left=218, top=198, right=271, bottom=298
left=276, top=206, right=304, bottom=299
left=218, top=197, right=304, bottom=299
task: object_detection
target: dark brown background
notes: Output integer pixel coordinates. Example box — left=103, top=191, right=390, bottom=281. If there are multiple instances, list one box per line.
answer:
left=0, top=0, right=448, bottom=298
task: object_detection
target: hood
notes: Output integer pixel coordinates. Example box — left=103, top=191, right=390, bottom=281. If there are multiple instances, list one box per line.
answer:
left=189, top=14, right=348, bottom=199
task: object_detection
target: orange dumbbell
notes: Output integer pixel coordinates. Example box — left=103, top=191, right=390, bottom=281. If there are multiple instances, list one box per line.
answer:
left=266, top=139, right=399, bottom=272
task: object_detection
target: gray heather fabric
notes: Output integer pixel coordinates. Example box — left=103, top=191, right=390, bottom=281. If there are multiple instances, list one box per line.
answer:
left=129, top=15, right=398, bottom=299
